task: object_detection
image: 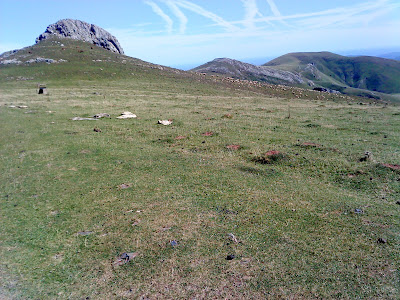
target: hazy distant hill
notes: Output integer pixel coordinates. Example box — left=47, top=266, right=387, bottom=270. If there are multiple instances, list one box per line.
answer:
left=378, top=52, right=400, bottom=61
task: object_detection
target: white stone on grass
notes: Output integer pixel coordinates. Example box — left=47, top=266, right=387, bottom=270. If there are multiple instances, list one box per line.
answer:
left=116, top=112, right=137, bottom=119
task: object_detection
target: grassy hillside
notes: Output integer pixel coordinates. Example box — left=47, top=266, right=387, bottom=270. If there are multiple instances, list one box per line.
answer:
left=265, top=52, right=400, bottom=95
left=1, top=40, right=400, bottom=299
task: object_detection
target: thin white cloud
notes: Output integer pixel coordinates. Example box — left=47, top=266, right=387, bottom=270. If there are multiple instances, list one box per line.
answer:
left=265, top=0, right=282, bottom=17
left=292, top=0, right=394, bottom=29
left=124, top=0, right=400, bottom=66
left=173, top=0, right=239, bottom=32
left=241, top=0, right=262, bottom=29
left=144, top=0, right=173, bottom=33
left=264, top=0, right=291, bottom=27
left=111, top=19, right=400, bottom=67
left=163, top=0, right=188, bottom=34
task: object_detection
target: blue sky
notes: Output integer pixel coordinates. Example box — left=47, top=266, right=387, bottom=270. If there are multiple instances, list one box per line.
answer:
left=1, top=0, right=400, bottom=68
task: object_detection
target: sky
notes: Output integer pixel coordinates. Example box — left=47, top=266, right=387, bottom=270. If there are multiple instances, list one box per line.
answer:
left=1, top=0, right=400, bottom=69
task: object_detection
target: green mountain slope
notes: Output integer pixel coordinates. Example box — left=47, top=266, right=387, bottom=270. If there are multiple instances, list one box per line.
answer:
left=1, top=38, right=360, bottom=103
left=264, top=52, right=400, bottom=95
left=0, top=37, right=178, bottom=83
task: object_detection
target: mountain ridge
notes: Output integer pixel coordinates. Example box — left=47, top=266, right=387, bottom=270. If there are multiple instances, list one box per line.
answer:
left=191, top=58, right=311, bottom=86
left=192, top=52, right=400, bottom=99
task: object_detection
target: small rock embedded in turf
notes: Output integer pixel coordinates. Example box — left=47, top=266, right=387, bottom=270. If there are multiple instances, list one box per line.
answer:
left=113, top=252, right=138, bottom=266
left=158, top=120, right=173, bottom=125
left=354, top=209, right=363, bottom=214
left=93, top=127, right=102, bottom=132
left=226, top=254, right=235, bottom=260
left=77, top=231, right=94, bottom=236
left=93, top=113, right=110, bottom=119
left=170, top=240, right=178, bottom=247
left=377, top=238, right=387, bottom=244
left=118, top=184, right=131, bottom=189
left=359, top=151, right=372, bottom=162
left=117, top=112, right=137, bottom=119
left=228, top=233, right=239, bottom=244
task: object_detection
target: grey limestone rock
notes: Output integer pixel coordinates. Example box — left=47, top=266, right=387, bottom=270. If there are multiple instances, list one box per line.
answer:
left=35, top=19, right=124, bottom=54
left=194, top=58, right=306, bottom=85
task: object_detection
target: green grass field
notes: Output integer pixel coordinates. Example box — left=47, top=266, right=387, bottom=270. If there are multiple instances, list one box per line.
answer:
left=1, top=40, right=400, bottom=299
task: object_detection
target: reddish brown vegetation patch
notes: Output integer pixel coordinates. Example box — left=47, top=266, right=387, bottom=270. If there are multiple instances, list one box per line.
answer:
left=202, top=131, right=214, bottom=136
left=381, top=163, right=400, bottom=170
left=226, top=144, right=241, bottom=150
left=253, top=150, right=286, bottom=164
left=265, top=150, right=281, bottom=156
left=175, top=136, right=186, bottom=140
left=222, top=113, right=233, bottom=119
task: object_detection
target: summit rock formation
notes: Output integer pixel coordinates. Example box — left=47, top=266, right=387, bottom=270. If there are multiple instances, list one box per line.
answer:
left=35, top=19, right=124, bottom=54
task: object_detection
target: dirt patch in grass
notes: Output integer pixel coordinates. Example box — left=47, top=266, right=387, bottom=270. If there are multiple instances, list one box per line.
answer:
left=222, top=113, right=233, bottom=119
left=202, top=131, right=214, bottom=136
left=252, top=151, right=286, bottom=164
left=226, top=144, right=241, bottom=150
left=175, top=135, right=187, bottom=140
left=381, top=163, right=400, bottom=171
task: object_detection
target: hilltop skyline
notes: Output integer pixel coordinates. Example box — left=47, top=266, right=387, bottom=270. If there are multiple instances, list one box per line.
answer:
left=1, top=0, right=400, bottom=69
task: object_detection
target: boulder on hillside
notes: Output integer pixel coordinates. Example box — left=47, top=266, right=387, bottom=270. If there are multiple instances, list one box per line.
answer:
left=35, top=19, right=124, bottom=54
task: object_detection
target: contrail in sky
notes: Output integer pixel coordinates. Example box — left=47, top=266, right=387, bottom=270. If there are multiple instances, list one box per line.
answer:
left=266, top=0, right=282, bottom=18
left=144, top=0, right=173, bottom=33
left=241, top=0, right=262, bottom=29
left=163, top=0, right=188, bottom=34
left=174, top=0, right=239, bottom=32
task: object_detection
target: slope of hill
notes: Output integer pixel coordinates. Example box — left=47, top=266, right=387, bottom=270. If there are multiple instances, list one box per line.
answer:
left=265, top=52, right=400, bottom=95
left=0, top=37, right=171, bottom=82
left=379, top=52, right=400, bottom=61
left=1, top=25, right=400, bottom=299
left=1, top=38, right=360, bottom=104
left=192, top=52, right=400, bottom=101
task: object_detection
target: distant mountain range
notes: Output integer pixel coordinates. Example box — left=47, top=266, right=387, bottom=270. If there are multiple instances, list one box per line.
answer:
left=192, top=52, right=400, bottom=99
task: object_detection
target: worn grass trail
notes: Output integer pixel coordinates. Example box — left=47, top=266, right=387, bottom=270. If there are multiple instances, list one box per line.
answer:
left=1, top=80, right=399, bottom=299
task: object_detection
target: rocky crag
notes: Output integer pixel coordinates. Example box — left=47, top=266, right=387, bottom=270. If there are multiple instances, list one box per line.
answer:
left=192, top=58, right=311, bottom=86
left=35, top=19, right=124, bottom=54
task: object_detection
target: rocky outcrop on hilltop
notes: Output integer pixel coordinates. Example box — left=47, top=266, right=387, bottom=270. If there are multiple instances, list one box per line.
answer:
left=35, top=19, right=124, bottom=54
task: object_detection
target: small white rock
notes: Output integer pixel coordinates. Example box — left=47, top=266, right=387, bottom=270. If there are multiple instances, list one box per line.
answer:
left=116, top=112, right=137, bottom=119
left=158, top=120, right=172, bottom=125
